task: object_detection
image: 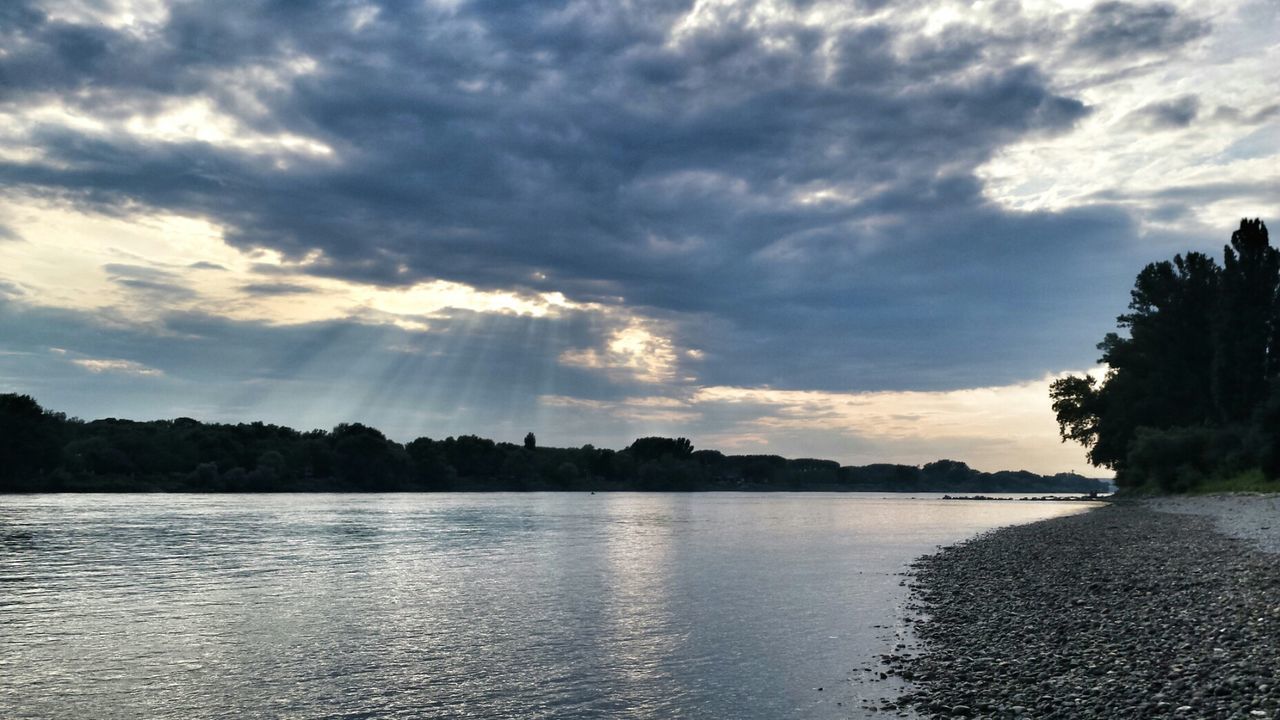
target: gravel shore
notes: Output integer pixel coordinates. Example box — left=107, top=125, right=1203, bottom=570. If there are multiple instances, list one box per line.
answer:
left=1147, top=494, right=1280, bottom=554
left=887, top=503, right=1280, bottom=719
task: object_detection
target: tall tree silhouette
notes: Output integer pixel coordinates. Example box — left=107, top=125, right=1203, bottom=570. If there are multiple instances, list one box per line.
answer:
left=1053, top=219, right=1276, bottom=486
left=1213, top=219, right=1277, bottom=422
left=1052, top=251, right=1219, bottom=469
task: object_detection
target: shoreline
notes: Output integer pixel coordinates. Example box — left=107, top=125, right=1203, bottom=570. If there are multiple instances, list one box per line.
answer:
left=0, top=488, right=1107, bottom=496
left=886, top=499, right=1280, bottom=718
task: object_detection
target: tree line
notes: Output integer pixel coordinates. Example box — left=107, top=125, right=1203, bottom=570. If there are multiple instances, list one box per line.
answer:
left=1052, top=218, right=1280, bottom=492
left=0, top=393, right=1105, bottom=493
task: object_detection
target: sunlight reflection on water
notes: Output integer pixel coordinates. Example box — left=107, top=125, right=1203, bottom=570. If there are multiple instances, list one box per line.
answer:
left=0, top=493, right=1094, bottom=719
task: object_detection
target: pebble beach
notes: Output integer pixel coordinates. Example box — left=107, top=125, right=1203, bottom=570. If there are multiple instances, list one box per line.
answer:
left=887, top=497, right=1280, bottom=719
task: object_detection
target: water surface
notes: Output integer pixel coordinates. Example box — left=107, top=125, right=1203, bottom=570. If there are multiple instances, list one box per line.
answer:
left=0, top=493, right=1094, bottom=719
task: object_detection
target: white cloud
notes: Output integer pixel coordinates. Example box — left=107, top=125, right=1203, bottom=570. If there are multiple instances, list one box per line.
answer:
left=70, top=357, right=163, bottom=376
left=41, top=0, right=169, bottom=32
left=975, top=0, right=1280, bottom=230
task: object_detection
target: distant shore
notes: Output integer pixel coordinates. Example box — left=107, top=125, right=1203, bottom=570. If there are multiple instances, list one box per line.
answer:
left=1, top=393, right=1112, bottom=495
left=886, top=497, right=1280, bottom=718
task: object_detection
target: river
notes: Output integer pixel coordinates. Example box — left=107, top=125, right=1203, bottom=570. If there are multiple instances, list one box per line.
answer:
left=0, top=493, right=1095, bottom=719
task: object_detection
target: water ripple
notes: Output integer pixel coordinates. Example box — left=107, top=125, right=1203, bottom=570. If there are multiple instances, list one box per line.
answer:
left=0, top=492, right=1093, bottom=719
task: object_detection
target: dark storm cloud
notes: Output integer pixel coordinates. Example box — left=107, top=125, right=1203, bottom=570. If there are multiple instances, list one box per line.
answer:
left=1071, top=1, right=1209, bottom=60
left=1129, top=94, right=1200, bottom=129
left=0, top=0, right=1207, bottom=392
left=671, top=204, right=1144, bottom=391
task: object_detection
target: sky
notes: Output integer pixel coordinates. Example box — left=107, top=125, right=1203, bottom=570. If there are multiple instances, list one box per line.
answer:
left=0, top=0, right=1276, bottom=474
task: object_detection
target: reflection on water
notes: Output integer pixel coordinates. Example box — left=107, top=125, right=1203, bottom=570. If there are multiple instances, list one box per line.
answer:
left=0, top=493, right=1093, bottom=719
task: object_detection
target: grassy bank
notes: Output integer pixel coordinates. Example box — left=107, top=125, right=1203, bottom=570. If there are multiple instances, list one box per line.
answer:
left=1118, top=468, right=1280, bottom=496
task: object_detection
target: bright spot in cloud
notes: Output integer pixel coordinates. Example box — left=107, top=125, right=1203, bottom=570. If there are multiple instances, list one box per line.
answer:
left=123, top=97, right=334, bottom=158
left=41, top=0, right=169, bottom=31
left=559, top=320, right=682, bottom=384
left=70, top=357, right=164, bottom=376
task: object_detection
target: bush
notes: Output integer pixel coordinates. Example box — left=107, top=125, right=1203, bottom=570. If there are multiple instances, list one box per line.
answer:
left=1122, top=425, right=1233, bottom=492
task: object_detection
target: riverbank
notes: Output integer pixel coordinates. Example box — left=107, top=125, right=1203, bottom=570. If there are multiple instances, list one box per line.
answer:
left=1147, top=494, right=1280, bottom=554
left=887, top=499, right=1280, bottom=718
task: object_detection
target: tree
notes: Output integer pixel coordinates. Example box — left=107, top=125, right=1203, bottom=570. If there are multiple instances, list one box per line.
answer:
left=1049, top=374, right=1102, bottom=459
left=1213, top=218, right=1277, bottom=422
left=1108, top=251, right=1220, bottom=428
left=524, top=432, right=536, bottom=450
left=1052, top=219, right=1277, bottom=487
left=625, top=436, right=694, bottom=463
left=441, top=435, right=500, bottom=478
left=405, top=437, right=456, bottom=490
left=331, top=423, right=409, bottom=489
left=0, top=394, right=65, bottom=489
left=1052, top=252, right=1220, bottom=474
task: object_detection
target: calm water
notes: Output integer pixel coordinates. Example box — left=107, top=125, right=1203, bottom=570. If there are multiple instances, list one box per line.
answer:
left=0, top=493, right=1094, bottom=719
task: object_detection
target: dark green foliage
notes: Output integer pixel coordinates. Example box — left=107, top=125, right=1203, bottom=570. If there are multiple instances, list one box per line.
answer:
left=332, top=423, right=410, bottom=489
left=0, top=394, right=66, bottom=491
left=626, top=436, right=694, bottom=462
left=0, top=392, right=1106, bottom=493
left=1053, top=219, right=1278, bottom=491
left=1124, top=426, right=1218, bottom=492
left=1214, top=219, right=1277, bottom=422
left=1243, top=376, right=1280, bottom=479
left=736, top=455, right=787, bottom=484
left=405, top=437, right=456, bottom=490
left=921, top=460, right=976, bottom=486
left=441, top=435, right=501, bottom=478
left=789, top=458, right=840, bottom=486
left=843, top=463, right=920, bottom=489
left=637, top=456, right=696, bottom=491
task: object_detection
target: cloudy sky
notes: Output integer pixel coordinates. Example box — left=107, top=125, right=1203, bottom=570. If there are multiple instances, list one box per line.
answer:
left=1, top=0, right=1276, bottom=473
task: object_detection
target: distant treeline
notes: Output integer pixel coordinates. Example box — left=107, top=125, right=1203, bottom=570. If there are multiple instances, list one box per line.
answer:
left=0, top=394, right=1106, bottom=494
left=1052, top=218, right=1280, bottom=492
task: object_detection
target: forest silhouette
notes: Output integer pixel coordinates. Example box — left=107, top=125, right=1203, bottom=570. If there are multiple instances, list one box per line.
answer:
left=1052, top=218, right=1280, bottom=491
left=0, top=393, right=1104, bottom=494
